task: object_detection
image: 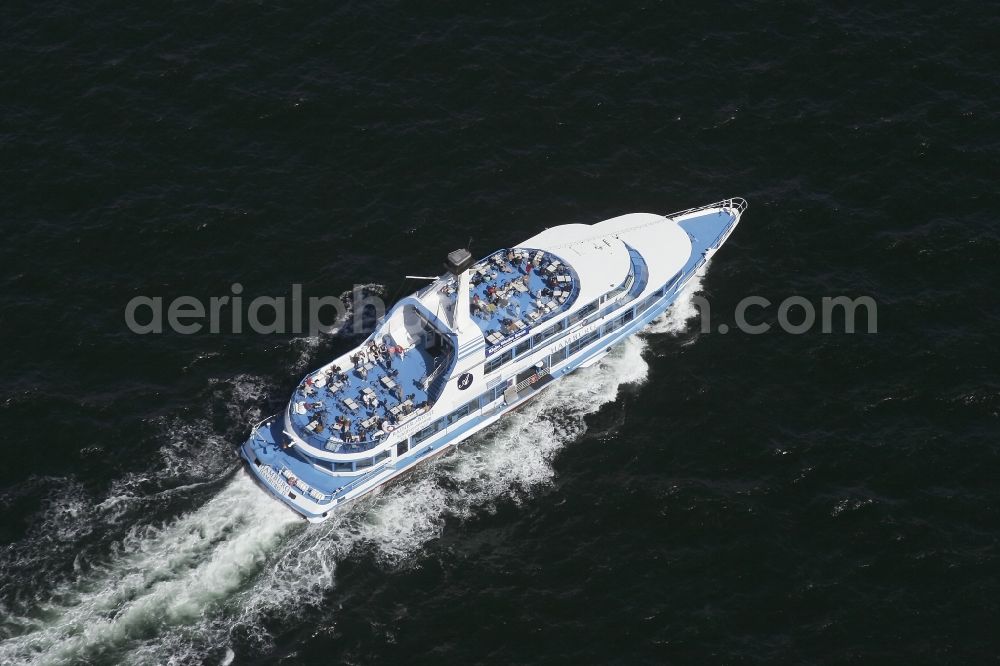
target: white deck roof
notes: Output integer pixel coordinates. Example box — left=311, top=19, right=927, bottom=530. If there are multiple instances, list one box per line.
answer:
left=518, top=224, right=634, bottom=308
left=592, top=213, right=694, bottom=288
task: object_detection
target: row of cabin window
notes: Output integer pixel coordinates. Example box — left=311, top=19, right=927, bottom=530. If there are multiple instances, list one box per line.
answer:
left=630, top=282, right=672, bottom=323
left=409, top=276, right=685, bottom=457
left=487, top=285, right=633, bottom=376
left=484, top=298, right=600, bottom=375
left=602, top=308, right=636, bottom=335
left=486, top=250, right=643, bottom=374
left=601, top=272, right=633, bottom=304
left=482, top=258, right=642, bottom=377
left=539, top=326, right=602, bottom=369
left=411, top=382, right=507, bottom=444
left=484, top=265, right=674, bottom=377
left=569, top=280, right=674, bottom=356
left=605, top=278, right=673, bottom=337
left=411, top=314, right=638, bottom=455
left=567, top=329, right=602, bottom=355
left=412, top=322, right=604, bottom=452
left=329, top=374, right=522, bottom=472
left=329, top=449, right=391, bottom=473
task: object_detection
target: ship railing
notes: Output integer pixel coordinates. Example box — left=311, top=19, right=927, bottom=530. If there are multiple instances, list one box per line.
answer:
left=250, top=413, right=276, bottom=432
left=421, top=357, right=448, bottom=393
left=663, top=197, right=748, bottom=221
left=249, top=413, right=280, bottom=443
left=329, top=460, right=393, bottom=498
left=546, top=198, right=747, bottom=252
left=275, top=465, right=328, bottom=503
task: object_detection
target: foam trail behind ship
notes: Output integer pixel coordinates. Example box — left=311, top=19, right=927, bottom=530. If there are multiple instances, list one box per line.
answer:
left=0, top=283, right=705, bottom=665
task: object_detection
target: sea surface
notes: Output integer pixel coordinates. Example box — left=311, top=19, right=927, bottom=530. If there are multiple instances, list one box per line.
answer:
left=1, top=2, right=998, bottom=664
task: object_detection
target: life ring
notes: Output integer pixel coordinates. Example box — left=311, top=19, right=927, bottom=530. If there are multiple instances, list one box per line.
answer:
left=529, top=374, right=539, bottom=384
left=385, top=424, right=394, bottom=432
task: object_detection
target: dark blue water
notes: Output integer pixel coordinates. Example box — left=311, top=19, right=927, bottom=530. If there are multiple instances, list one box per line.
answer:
left=1, top=2, right=998, bottom=664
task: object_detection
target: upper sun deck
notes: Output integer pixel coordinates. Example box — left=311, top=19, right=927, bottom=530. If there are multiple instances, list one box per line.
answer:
left=286, top=311, right=453, bottom=454
left=467, top=248, right=579, bottom=347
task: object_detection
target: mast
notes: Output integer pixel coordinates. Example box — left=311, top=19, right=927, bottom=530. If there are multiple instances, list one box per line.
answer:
left=445, top=248, right=474, bottom=332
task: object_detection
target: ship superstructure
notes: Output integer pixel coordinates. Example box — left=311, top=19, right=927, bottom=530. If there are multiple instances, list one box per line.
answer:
left=240, top=199, right=746, bottom=521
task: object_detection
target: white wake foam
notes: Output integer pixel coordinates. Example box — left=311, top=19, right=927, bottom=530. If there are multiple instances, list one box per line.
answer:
left=1, top=276, right=711, bottom=664
left=288, top=283, right=387, bottom=372
left=0, top=474, right=294, bottom=663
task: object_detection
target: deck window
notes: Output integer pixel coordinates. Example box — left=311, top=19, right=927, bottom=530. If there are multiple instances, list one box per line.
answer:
left=549, top=346, right=568, bottom=365
left=532, top=319, right=567, bottom=346
left=568, top=329, right=601, bottom=355
left=448, top=400, right=476, bottom=424
left=663, top=271, right=682, bottom=294
left=485, top=348, right=514, bottom=374
left=568, top=300, right=599, bottom=326
left=604, top=308, right=635, bottom=335
left=477, top=389, right=495, bottom=408
left=413, top=420, right=442, bottom=444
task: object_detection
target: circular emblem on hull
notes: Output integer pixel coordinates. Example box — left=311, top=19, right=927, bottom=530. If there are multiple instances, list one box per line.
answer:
left=457, top=372, right=474, bottom=390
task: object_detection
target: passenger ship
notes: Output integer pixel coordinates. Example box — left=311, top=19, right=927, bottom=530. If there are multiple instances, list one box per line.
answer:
left=240, top=199, right=746, bottom=521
